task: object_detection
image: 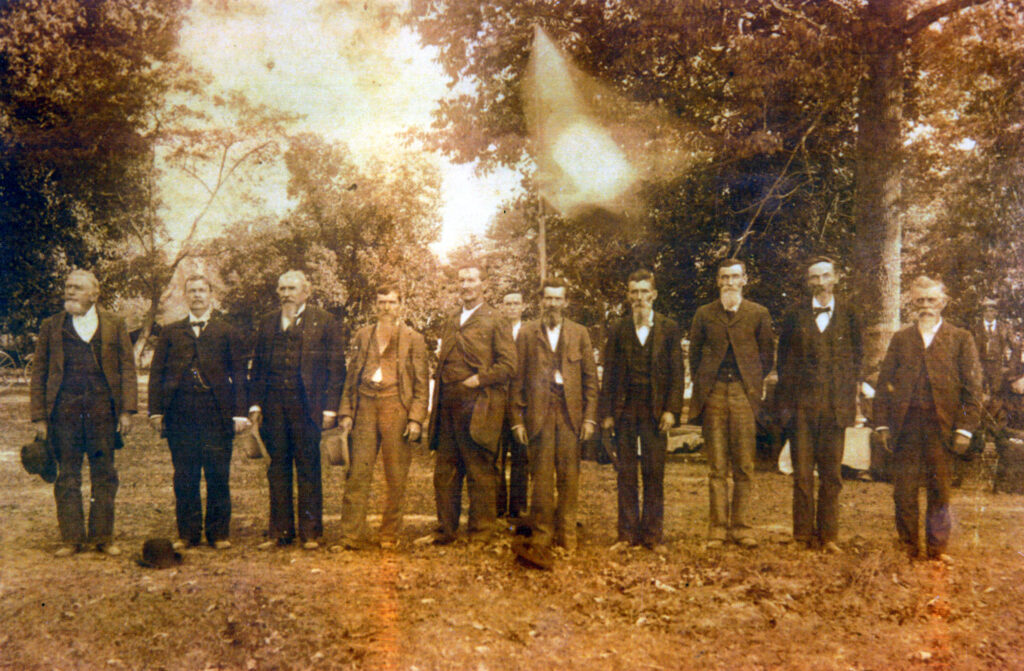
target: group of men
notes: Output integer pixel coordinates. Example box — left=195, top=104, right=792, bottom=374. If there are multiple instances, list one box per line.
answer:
left=31, top=257, right=997, bottom=567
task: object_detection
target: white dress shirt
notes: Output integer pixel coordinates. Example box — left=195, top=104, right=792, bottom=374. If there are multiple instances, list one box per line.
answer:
left=918, top=318, right=943, bottom=349
left=545, top=322, right=564, bottom=384
left=511, top=320, right=521, bottom=341
left=813, top=296, right=834, bottom=333
left=280, top=303, right=306, bottom=331
left=634, top=313, right=654, bottom=346
left=460, top=302, right=482, bottom=327
left=72, top=305, right=98, bottom=342
left=189, top=308, right=212, bottom=337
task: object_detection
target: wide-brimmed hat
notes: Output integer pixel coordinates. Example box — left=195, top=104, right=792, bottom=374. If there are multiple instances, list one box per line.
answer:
left=136, top=538, right=184, bottom=569
left=237, top=425, right=267, bottom=459
left=21, top=437, right=57, bottom=483
left=322, top=428, right=350, bottom=468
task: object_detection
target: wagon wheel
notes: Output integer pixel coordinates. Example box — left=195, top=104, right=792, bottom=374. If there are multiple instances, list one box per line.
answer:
left=21, top=352, right=33, bottom=384
left=0, top=351, right=16, bottom=390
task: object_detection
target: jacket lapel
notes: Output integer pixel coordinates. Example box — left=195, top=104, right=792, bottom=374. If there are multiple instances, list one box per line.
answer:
left=438, top=311, right=460, bottom=364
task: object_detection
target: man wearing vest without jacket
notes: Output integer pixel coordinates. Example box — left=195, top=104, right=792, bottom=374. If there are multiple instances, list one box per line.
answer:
left=31, top=269, right=137, bottom=557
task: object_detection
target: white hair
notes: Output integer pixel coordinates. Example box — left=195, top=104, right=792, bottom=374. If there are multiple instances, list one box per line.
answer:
left=278, top=270, right=311, bottom=290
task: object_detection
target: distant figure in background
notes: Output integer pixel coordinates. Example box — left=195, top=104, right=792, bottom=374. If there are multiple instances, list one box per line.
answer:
left=776, top=257, right=863, bottom=553
left=497, top=290, right=528, bottom=519
left=874, top=276, right=983, bottom=564
left=248, top=270, right=346, bottom=550
left=429, top=262, right=516, bottom=545
left=957, top=298, right=1018, bottom=486
left=148, top=275, right=248, bottom=550
left=336, top=285, right=429, bottom=550
left=600, top=269, right=684, bottom=552
left=510, top=278, right=598, bottom=556
left=30, top=269, right=137, bottom=557
left=689, top=259, right=774, bottom=549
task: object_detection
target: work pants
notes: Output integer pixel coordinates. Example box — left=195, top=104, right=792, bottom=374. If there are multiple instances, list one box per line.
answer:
left=50, top=393, right=119, bottom=545
left=703, top=380, right=756, bottom=541
left=260, top=388, right=323, bottom=543
left=528, top=388, right=580, bottom=549
left=340, top=392, right=411, bottom=543
left=496, top=424, right=528, bottom=518
left=616, top=394, right=666, bottom=546
left=166, top=389, right=233, bottom=545
left=791, top=396, right=844, bottom=543
left=892, top=406, right=953, bottom=555
left=433, top=383, right=498, bottom=538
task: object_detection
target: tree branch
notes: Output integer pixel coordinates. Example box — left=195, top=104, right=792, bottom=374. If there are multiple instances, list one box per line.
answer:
left=770, top=0, right=825, bottom=33
left=903, top=0, right=991, bottom=38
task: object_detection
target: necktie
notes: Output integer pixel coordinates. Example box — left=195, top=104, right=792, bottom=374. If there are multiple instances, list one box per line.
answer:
left=813, top=307, right=831, bottom=316
left=192, top=320, right=206, bottom=335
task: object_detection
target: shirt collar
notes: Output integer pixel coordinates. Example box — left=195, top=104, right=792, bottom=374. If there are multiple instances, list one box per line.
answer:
left=73, top=304, right=97, bottom=322
left=461, top=302, right=482, bottom=319
left=189, top=309, right=212, bottom=324
left=918, top=317, right=943, bottom=338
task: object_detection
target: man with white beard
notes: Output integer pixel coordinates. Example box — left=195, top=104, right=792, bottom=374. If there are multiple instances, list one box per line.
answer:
left=30, top=269, right=137, bottom=557
left=688, top=259, right=775, bottom=549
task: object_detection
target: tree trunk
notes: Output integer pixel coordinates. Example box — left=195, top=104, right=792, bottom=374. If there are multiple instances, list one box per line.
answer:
left=852, top=0, right=906, bottom=374
left=132, top=287, right=163, bottom=365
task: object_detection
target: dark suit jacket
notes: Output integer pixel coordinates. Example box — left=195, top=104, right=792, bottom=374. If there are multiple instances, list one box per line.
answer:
left=775, top=298, right=863, bottom=430
left=248, top=305, right=346, bottom=424
left=688, top=299, right=775, bottom=423
left=874, top=321, right=983, bottom=440
left=30, top=309, right=138, bottom=422
left=147, top=312, right=247, bottom=433
left=971, top=320, right=1018, bottom=393
left=338, top=322, right=430, bottom=425
left=599, top=312, right=684, bottom=424
left=427, top=302, right=517, bottom=452
left=510, top=319, right=599, bottom=438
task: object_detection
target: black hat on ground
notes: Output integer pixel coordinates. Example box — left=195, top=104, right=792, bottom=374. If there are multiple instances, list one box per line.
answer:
left=21, top=437, right=57, bottom=483
left=136, top=538, right=184, bottom=569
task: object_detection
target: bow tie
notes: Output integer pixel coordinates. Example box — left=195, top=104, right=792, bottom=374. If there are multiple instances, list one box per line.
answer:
left=813, top=307, right=831, bottom=316
left=191, top=320, right=206, bottom=333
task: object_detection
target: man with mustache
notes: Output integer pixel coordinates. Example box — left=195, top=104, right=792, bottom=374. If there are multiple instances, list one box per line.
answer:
left=874, top=276, right=983, bottom=564
left=510, top=278, right=598, bottom=558
left=776, top=257, right=863, bottom=553
left=148, top=274, right=248, bottom=550
left=689, top=259, right=775, bottom=549
left=30, top=269, right=137, bottom=557
left=599, top=269, right=684, bottom=552
left=429, top=262, right=516, bottom=545
left=335, top=285, right=429, bottom=550
left=248, top=270, right=346, bottom=550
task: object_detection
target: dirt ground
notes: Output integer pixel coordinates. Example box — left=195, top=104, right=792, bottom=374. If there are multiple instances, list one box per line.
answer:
left=2, top=385, right=1023, bottom=671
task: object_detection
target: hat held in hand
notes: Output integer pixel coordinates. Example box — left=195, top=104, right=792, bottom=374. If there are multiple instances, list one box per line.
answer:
left=237, top=423, right=267, bottom=460
left=136, top=538, right=184, bottom=569
left=21, top=437, right=57, bottom=483
left=322, top=427, right=350, bottom=469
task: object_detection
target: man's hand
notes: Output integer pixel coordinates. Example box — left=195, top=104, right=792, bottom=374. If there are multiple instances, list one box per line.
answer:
left=952, top=433, right=971, bottom=455
left=601, top=416, right=615, bottom=433
left=322, top=413, right=337, bottom=431
left=248, top=409, right=262, bottom=425
left=33, top=420, right=47, bottom=441
left=118, top=413, right=133, bottom=437
left=148, top=415, right=163, bottom=433
left=403, top=421, right=422, bottom=442
left=658, top=412, right=675, bottom=434
left=512, top=425, right=528, bottom=446
left=339, top=416, right=353, bottom=433
left=1012, top=376, right=1024, bottom=395
left=875, top=428, right=891, bottom=453
left=232, top=417, right=249, bottom=434
left=461, top=374, right=481, bottom=389
left=580, top=421, right=596, bottom=443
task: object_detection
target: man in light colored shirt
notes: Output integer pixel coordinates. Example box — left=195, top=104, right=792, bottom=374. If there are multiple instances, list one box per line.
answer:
left=510, top=278, right=598, bottom=562
left=30, top=269, right=137, bottom=557
left=599, top=269, right=684, bottom=552
left=874, top=276, right=983, bottom=564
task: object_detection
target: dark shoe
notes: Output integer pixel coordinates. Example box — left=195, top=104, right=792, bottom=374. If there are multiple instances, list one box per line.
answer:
left=258, top=537, right=293, bottom=550
left=431, top=533, right=456, bottom=546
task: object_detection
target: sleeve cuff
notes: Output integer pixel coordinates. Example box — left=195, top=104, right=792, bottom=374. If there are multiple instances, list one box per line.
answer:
left=248, top=405, right=261, bottom=414
left=323, top=411, right=337, bottom=417
left=956, top=429, right=972, bottom=438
